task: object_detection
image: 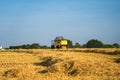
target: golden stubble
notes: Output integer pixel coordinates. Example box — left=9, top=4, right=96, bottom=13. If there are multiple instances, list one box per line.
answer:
left=0, top=48, right=120, bottom=80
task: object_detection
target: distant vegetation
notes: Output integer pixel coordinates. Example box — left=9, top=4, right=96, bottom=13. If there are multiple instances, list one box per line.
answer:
left=9, top=43, right=49, bottom=49
left=8, top=39, right=119, bottom=49
left=74, top=39, right=119, bottom=48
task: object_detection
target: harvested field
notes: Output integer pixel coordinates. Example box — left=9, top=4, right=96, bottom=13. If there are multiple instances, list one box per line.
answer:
left=0, top=48, right=120, bottom=80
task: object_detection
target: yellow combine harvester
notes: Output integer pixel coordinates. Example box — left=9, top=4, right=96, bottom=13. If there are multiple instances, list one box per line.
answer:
left=51, top=36, right=68, bottom=49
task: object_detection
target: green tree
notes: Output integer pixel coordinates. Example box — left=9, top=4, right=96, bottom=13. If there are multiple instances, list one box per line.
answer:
left=85, top=39, right=103, bottom=48
left=113, top=43, right=119, bottom=48
left=30, top=43, right=40, bottom=49
left=81, top=44, right=86, bottom=48
left=67, top=39, right=74, bottom=48
left=74, top=42, right=81, bottom=48
left=103, top=44, right=114, bottom=48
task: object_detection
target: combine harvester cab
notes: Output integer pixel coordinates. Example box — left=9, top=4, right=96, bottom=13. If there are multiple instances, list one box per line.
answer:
left=51, top=36, right=68, bottom=49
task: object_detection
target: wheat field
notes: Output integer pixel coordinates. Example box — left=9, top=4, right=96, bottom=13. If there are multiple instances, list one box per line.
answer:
left=0, top=48, right=120, bottom=80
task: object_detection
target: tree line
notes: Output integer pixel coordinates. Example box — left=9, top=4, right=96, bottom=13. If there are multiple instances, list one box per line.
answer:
left=69, top=39, right=120, bottom=48
left=9, top=43, right=49, bottom=49
left=9, top=39, right=120, bottom=49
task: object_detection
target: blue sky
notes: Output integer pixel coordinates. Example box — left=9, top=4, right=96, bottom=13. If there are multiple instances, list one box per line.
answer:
left=0, top=0, right=120, bottom=47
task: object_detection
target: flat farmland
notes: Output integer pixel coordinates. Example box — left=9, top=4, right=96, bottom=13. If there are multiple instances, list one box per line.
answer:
left=0, top=48, right=120, bottom=80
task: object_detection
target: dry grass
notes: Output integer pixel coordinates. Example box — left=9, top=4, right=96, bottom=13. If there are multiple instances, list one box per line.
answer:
left=0, top=48, right=120, bottom=80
